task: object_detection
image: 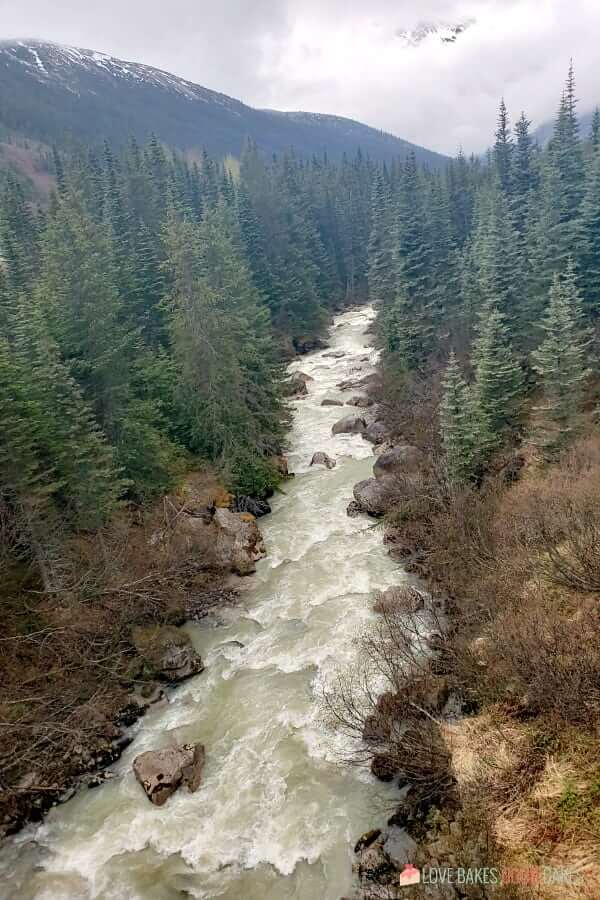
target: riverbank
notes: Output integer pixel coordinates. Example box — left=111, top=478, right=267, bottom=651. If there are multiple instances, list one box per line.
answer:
left=345, top=360, right=600, bottom=898
left=0, top=471, right=268, bottom=839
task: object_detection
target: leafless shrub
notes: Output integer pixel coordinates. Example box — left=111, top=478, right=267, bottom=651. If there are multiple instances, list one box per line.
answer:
left=324, top=603, right=454, bottom=796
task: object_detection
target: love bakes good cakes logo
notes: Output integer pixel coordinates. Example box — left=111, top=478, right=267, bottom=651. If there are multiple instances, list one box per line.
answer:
left=399, top=864, right=584, bottom=888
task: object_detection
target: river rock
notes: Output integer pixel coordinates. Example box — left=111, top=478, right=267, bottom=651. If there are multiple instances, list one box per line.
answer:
left=293, top=336, right=329, bottom=354
left=133, top=742, right=205, bottom=806
left=321, top=397, right=344, bottom=407
left=131, top=625, right=204, bottom=682
left=383, top=826, right=418, bottom=866
left=213, top=508, right=266, bottom=574
left=347, top=395, right=373, bottom=408
left=346, top=500, right=363, bottom=518
left=285, top=372, right=310, bottom=397
left=353, top=842, right=396, bottom=886
left=337, top=372, right=379, bottom=392
left=373, top=444, right=423, bottom=479
left=373, top=586, right=426, bottom=615
left=354, top=829, right=382, bottom=854
left=332, top=414, right=367, bottom=435
left=364, top=420, right=388, bottom=445
left=233, top=495, right=272, bottom=518
left=310, top=452, right=336, bottom=469
left=419, top=676, right=450, bottom=713
left=272, top=455, right=290, bottom=476
left=171, top=507, right=266, bottom=575
left=352, top=478, right=391, bottom=517
left=322, top=350, right=346, bottom=359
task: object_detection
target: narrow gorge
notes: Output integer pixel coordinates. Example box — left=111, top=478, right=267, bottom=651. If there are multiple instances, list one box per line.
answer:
left=2, top=306, right=412, bottom=900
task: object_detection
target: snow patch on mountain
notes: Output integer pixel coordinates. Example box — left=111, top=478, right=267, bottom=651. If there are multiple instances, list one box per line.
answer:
left=395, top=19, right=475, bottom=47
left=0, top=40, right=241, bottom=108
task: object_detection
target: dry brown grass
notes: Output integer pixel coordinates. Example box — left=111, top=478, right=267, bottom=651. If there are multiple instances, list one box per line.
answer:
left=374, top=394, right=600, bottom=892
left=444, top=712, right=600, bottom=899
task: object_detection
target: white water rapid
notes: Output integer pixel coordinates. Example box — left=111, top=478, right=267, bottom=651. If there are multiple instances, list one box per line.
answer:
left=2, top=306, right=412, bottom=900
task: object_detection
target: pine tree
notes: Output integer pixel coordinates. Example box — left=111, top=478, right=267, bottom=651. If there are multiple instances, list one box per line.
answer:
left=440, top=351, right=477, bottom=485
left=531, top=266, right=591, bottom=454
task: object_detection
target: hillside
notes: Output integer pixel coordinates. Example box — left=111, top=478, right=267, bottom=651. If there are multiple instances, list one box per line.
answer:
left=0, top=40, right=448, bottom=167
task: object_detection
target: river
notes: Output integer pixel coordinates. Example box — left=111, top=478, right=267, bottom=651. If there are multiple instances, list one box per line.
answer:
left=2, top=305, right=410, bottom=900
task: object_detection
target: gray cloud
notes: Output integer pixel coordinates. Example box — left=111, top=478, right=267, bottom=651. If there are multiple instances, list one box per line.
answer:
left=2, top=0, right=599, bottom=153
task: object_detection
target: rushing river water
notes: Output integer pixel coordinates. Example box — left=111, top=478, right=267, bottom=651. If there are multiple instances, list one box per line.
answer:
left=3, top=306, right=410, bottom=900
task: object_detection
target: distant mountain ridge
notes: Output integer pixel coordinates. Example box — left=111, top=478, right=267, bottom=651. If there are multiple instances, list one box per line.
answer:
left=533, top=108, right=597, bottom=146
left=0, top=40, right=449, bottom=167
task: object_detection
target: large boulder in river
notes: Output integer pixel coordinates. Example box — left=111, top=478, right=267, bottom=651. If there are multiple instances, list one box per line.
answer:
left=133, top=742, right=205, bottom=806
left=321, top=397, right=344, bottom=407
left=311, top=452, right=336, bottom=469
left=284, top=372, right=310, bottom=397
left=332, top=414, right=367, bottom=436
left=171, top=507, right=266, bottom=575
left=131, top=625, right=204, bottom=682
left=353, top=478, right=392, bottom=517
left=373, top=444, right=423, bottom=480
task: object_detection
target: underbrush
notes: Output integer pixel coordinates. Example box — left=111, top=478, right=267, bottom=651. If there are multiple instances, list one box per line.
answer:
left=0, top=471, right=230, bottom=835
left=345, top=368, right=600, bottom=895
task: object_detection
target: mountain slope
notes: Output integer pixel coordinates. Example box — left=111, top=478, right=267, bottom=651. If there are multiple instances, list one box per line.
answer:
left=0, top=40, right=448, bottom=167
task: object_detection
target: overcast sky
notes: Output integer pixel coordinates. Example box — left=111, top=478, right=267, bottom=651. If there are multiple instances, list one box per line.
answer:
left=3, top=0, right=599, bottom=154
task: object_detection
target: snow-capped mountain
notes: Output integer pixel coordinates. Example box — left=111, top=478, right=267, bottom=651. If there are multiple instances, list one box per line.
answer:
left=396, top=19, right=475, bottom=47
left=0, top=40, right=448, bottom=167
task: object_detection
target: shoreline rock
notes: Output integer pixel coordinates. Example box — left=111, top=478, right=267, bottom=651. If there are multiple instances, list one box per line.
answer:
left=352, top=477, right=392, bottom=517
left=373, top=445, right=423, bottom=480
left=131, top=625, right=204, bottom=682
left=332, top=414, right=367, bottom=436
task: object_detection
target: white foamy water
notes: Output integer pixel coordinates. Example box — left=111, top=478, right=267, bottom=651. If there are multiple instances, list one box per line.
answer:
left=1, top=306, right=409, bottom=900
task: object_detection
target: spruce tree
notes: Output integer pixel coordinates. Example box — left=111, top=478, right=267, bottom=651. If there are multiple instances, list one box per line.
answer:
left=494, top=99, right=514, bottom=195
left=473, top=303, right=524, bottom=455
left=440, top=351, right=477, bottom=485
left=511, top=112, right=536, bottom=234
left=577, top=149, right=600, bottom=318
left=531, top=266, right=591, bottom=454
left=591, top=108, right=600, bottom=151
left=367, top=170, right=395, bottom=305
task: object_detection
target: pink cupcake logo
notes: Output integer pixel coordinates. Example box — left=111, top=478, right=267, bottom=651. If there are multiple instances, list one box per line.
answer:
left=399, top=864, right=421, bottom=886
